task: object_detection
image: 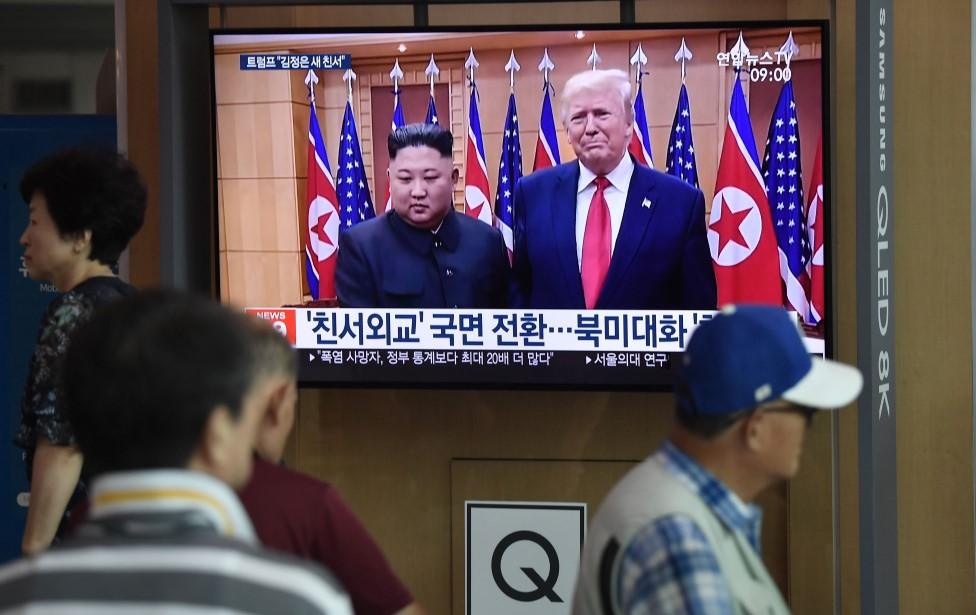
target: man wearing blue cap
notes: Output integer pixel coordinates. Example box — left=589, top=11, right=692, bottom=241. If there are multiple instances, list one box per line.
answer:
left=572, top=305, right=863, bottom=615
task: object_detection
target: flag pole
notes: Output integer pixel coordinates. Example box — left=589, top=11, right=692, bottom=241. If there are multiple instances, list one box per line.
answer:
left=425, top=54, right=439, bottom=97
left=390, top=58, right=403, bottom=95
left=505, top=50, right=520, bottom=93
left=304, top=69, right=318, bottom=105
left=629, top=42, right=647, bottom=85
left=586, top=44, right=601, bottom=71
left=342, top=68, right=356, bottom=106
left=675, top=37, right=693, bottom=83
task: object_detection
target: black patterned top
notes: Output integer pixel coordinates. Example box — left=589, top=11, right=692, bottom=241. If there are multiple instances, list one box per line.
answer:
left=15, top=276, right=135, bottom=482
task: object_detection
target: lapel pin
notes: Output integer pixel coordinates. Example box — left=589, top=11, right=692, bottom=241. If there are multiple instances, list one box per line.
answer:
left=642, top=198, right=653, bottom=209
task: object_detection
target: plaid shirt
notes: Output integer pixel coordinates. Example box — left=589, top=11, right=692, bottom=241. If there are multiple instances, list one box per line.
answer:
left=617, top=441, right=763, bottom=614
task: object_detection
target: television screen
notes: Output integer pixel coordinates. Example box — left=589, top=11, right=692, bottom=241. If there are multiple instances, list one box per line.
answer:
left=211, top=23, right=828, bottom=389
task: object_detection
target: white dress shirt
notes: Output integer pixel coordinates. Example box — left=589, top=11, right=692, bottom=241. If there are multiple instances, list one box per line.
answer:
left=575, top=155, right=635, bottom=270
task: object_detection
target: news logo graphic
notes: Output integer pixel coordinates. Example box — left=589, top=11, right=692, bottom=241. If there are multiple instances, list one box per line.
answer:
left=245, top=308, right=297, bottom=345
left=466, top=501, right=585, bottom=615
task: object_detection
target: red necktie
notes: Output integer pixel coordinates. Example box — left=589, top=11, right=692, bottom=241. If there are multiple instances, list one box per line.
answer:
left=581, top=176, right=611, bottom=309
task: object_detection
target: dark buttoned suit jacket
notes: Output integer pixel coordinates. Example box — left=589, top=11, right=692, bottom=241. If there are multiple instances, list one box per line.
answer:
left=511, top=159, right=717, bottom=310
left=336, top=209, right=510, bottom=309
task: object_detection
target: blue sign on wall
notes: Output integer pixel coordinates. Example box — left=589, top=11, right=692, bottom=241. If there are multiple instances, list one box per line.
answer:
left=0, top=115, right=116, bottom=563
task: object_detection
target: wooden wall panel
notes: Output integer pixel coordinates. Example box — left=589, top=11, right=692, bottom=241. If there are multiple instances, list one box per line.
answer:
left=216, top=5, right=414, bottom=29
left=214, top=52, right=292, bottom=105
left=216, top=102, right=298, bottom=179
left=293, top=5, right=414, bottom=27
left=292, top=389, right=673, bottom=614
left=430, top=2, right=620, bottom=26
left=222, top=178, right=300, bottom=252
left=218, top=251, right=229, bottom=302
left=635, top=0, right=789, bottom=21
left=893, top=0, right=974, bottom=612
left=124, top=0, right=159, bottom=288
left=833, top=0, right=861, bottom=611
left=224, top=252, right=304, bottom=309
left=217, top=182, right=226, bottom=252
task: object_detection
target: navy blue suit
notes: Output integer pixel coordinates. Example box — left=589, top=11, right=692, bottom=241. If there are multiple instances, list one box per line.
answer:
left=511, top=160, right=717, bottom=309
left=336, top=209, right=510, bottom=308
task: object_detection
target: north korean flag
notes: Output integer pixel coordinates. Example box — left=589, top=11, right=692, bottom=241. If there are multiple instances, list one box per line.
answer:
left=628, top=80, right=654, bottom=168
left=304, top=104, right=341, bottom=300
left=464, top=85, right=493, bottom=225
left=708, top=77, right=781, bottom=306
left=532, top=87, right=560, bottom=172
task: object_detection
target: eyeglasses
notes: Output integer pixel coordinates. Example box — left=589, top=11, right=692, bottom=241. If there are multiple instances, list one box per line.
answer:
left=761, top=402, right=817, bottom=426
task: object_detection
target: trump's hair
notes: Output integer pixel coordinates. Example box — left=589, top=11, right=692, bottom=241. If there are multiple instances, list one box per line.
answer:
left=559, top=69, right=634, bottom=126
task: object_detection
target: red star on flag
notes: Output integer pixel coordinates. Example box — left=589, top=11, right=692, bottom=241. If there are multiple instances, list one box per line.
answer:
left=709, top=195, right=750, bottom=255
left=467, top=201, right=485, bottom=221
left=311, top=210, right=335, bottom=248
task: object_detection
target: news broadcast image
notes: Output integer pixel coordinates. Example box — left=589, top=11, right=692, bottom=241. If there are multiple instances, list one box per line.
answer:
left=211, top=25, right=827, bottom=388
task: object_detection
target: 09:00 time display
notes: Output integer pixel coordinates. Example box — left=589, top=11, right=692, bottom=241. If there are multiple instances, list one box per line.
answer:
left=750, top=66, right=792, bottom=82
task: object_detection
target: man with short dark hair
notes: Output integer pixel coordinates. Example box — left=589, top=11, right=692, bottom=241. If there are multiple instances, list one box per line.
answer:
left=238, top=321, right=424, bottom=615
left=572, top=305, right=863, bottom=615
left=336, top=122, right=510, bottom=308
left=0, top=291, right=351, bottom=614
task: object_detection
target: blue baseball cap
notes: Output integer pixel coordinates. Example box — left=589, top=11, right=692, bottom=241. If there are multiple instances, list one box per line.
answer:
left=678, top=304, right=863, bottom=416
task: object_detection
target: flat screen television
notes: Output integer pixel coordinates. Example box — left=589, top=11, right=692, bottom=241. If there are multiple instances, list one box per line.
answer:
left=210, top=22, right=829, bottom=389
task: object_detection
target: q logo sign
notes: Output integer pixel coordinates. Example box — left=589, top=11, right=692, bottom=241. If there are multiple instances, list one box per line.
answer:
left=244, top=308, right=297, bottom=345
left=466, top=501, right=585, bottom=615
left=491, top=531, right=562, bottom=602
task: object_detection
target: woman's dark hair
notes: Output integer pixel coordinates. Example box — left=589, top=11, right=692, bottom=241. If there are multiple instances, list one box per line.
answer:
left=64, top=290, right=267, bottom=477
left=20, top=147, right=147, bottom=266
left=388, top=122, right=453, bottom=159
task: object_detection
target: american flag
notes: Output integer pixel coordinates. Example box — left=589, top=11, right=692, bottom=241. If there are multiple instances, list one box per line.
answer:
left=336, top=100, right=375, bottom=231
left=761, top=79, right=811, bottom=320
left=628, top=80, right=653, bottom=167
left=494, top=92, right=522, bottom=256
left=304, top=104, right=340, bottom=300
left=383, top=91, right=406, bottom=212
left=424, top=94, right=439, bottom=125
left=666, top=83, right=699, bottom=188
left=464, top=84, right=492, bottom=225
left=532, top=86, right=560, bottom=171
